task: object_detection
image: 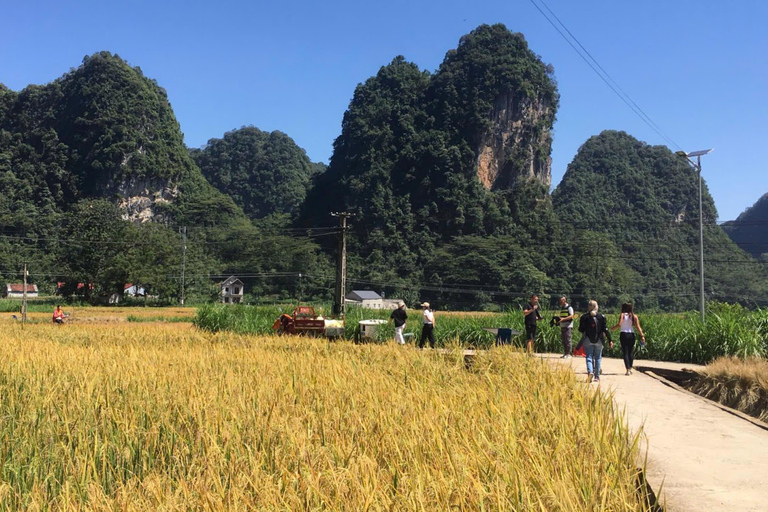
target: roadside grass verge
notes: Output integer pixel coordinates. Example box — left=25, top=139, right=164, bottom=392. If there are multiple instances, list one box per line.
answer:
left=686, top=356, right=768, bottom=422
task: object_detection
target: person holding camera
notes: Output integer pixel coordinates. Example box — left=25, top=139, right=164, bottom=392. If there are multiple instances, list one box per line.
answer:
left=523, top=294, right=543, bottom=354
left=556, top=296, right=575, bottom=358
left=578, top=300, right=613, bottom=383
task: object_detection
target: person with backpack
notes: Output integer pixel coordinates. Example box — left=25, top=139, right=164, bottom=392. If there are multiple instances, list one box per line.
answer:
left=611, top=302, right=646, bottom=375
left=578, top=300, right=613, bottom=383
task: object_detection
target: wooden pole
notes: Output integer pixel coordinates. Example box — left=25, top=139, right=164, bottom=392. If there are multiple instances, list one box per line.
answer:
left=22, top=262, right=28, bottom=326
left=331, top=212, right=351, bottom=317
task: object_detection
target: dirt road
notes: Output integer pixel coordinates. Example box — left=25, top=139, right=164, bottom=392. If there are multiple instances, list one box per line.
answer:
left=546, top=354, right=768, bottom=512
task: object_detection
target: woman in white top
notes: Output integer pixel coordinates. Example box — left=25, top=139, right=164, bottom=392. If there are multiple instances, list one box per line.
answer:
left=419, top=302, right=436, bottom=349
left=610, top=302, right=645, bottom=375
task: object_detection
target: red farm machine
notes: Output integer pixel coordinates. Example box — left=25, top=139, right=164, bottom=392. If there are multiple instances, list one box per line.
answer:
left=272, top=306, right=345, bottom=338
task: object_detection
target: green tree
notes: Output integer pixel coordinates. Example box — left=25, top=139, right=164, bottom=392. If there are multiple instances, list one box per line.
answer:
left=57, top=199, right=130, bottom=300
left=191, top=127, right=320, bottom=219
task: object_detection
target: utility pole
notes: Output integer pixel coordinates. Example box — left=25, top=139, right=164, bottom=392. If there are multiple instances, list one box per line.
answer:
left=21, top=262, right=28, bottom=326
left=676, top=148, right=713, bottom=322
left=297, top=272, right=303, bottom=306
left=697, top=158, right=705, bottom=322
left=331, top=212, right=352, bottom=317
left=180, top=226, right=187, bottom=307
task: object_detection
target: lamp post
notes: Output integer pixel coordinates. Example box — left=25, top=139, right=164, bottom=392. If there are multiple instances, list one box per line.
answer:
left=676, top=148, right=713, bottom=322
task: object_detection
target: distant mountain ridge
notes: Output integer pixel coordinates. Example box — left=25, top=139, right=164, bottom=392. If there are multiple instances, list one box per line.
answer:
left=723, top=192, right=768, bottom=259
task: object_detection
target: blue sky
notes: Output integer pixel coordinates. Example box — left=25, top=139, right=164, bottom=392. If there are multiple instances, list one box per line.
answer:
left=1, top=0, right=766, bottom=221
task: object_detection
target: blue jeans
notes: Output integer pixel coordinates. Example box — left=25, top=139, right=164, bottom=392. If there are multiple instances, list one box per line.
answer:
left=585, top=343, right=603, bottom=376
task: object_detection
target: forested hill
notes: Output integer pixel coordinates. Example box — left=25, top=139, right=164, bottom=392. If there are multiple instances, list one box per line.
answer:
left=190, top=127, right=324, bottom=219
left=722, top=192, right=768, bottom=260
left=300, top=24, right=561, bottom=291
left=0, top=52, right=331, bottom=302
left=551, top=130, right=768, bottom=309
left=0, top=51, right=241, bottom=228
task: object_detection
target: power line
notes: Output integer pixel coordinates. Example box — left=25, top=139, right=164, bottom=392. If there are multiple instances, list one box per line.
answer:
left=529, top=0, right=683, bottom=151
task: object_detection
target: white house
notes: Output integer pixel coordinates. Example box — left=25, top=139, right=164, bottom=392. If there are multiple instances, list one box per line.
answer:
left=4, top=283, right=38, bottom=299
left=345, top=290, right=404, bottom=310
left=221, top=276, right=244, bottom=304
left=109, top=283, right=149, bottom=304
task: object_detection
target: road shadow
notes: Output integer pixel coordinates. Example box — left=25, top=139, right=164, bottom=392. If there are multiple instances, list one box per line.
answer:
left=634, top=366, right=699, bottom=386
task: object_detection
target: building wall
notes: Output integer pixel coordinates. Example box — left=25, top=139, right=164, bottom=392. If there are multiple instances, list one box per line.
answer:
left=6, top=292, right=39, bottom=299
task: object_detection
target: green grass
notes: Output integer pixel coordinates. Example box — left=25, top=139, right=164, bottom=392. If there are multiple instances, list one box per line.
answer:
left=126, top=315, right=192, bottom=323
left=194, top=302, right=768, bottom=365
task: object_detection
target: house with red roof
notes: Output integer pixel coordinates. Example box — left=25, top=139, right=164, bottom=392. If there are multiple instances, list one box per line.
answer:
left=4, top=283, right=39, bottom=299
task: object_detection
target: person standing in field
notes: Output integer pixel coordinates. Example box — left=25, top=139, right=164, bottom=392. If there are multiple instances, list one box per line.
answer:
left=557, top=296, right=575, bottom=358
left=52, top=305, right=65, bottom=324
left=611, top=302, right=645, bottom=376
left=419, top=302, right=436, bottom=349
left=578, top=300, right=613, bottom=383
left=388, top=302, right=408, bottom=345
left=523, top=294, right=543, bottom=354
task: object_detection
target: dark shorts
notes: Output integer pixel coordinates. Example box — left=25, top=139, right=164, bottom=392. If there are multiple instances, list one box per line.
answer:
left=525, top=324, right=537, bottom=340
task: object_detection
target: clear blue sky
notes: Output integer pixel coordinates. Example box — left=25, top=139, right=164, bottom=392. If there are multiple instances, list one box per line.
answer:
left=2, top=0, right=766, bottom=221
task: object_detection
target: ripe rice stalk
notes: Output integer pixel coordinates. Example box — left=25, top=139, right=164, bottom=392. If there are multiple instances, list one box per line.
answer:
left=0, top=319, right=652, bottom=510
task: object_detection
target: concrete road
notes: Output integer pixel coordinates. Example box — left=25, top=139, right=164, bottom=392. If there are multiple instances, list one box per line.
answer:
left=545, top=353, right=768, bottom=512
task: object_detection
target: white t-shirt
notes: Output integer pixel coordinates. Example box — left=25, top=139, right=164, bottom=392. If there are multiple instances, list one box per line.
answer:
left=620, top=313, right=635, bottom=333
left=423, top=309, right=434, bottom=324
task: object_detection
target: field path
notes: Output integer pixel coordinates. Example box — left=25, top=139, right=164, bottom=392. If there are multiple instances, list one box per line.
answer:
left=545, top=354, right=768, bottom=512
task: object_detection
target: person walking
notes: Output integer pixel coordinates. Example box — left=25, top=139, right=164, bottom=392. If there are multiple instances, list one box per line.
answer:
left=419, top=302, right=436, bottom=349
left=557, top=296, right=575, bottom=358
left=611, top=302, right=645, bottom=375
left=523, top=294, right=543, bottom=354
left=388, top=303, right=408, bottom=345
left=578, top=300, right=613, bottom=383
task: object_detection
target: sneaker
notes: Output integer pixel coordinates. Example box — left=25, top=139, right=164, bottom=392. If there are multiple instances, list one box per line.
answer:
left=594, top=376, right=600, bottom=383
left=625, top=370, right=631, bottom=376
left=560, top=355, right=568, bottom=359
left=587, top=373, right=594, bottom=383
left=564, top=355, right=572, bottom=359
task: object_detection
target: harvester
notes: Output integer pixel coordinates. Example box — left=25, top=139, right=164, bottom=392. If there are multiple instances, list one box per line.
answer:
left=272, top=306, right=345, bottom=338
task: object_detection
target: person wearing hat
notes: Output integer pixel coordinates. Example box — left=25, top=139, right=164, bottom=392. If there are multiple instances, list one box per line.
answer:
left=419, top=302, right=436, bottom=349
left=388, top=302, right=408, bottom=345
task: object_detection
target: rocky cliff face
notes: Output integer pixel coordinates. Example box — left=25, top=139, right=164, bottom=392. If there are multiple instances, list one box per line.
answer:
left=476, top=93, right=553, bottom=191
left=113, top=177, right=178, bottom=223
left=0, top=52, right=236, bottom=227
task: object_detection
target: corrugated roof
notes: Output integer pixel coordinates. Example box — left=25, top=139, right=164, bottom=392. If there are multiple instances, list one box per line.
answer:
left=346, top=290, right=382, bottom=300
left=6, top=283, right=38, bottom=293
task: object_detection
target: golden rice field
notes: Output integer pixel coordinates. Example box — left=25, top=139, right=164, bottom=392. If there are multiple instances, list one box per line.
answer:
left=0, top=310, right=653, bottom=510
left=15, top=306, right=196, bottom=324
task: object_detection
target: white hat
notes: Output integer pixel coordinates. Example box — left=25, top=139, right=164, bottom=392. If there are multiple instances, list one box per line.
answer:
left=420, top=302, right=430, bottom=308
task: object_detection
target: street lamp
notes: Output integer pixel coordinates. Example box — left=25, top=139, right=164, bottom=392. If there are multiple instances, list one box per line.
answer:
left=676, top=148, right=713, bottom=321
